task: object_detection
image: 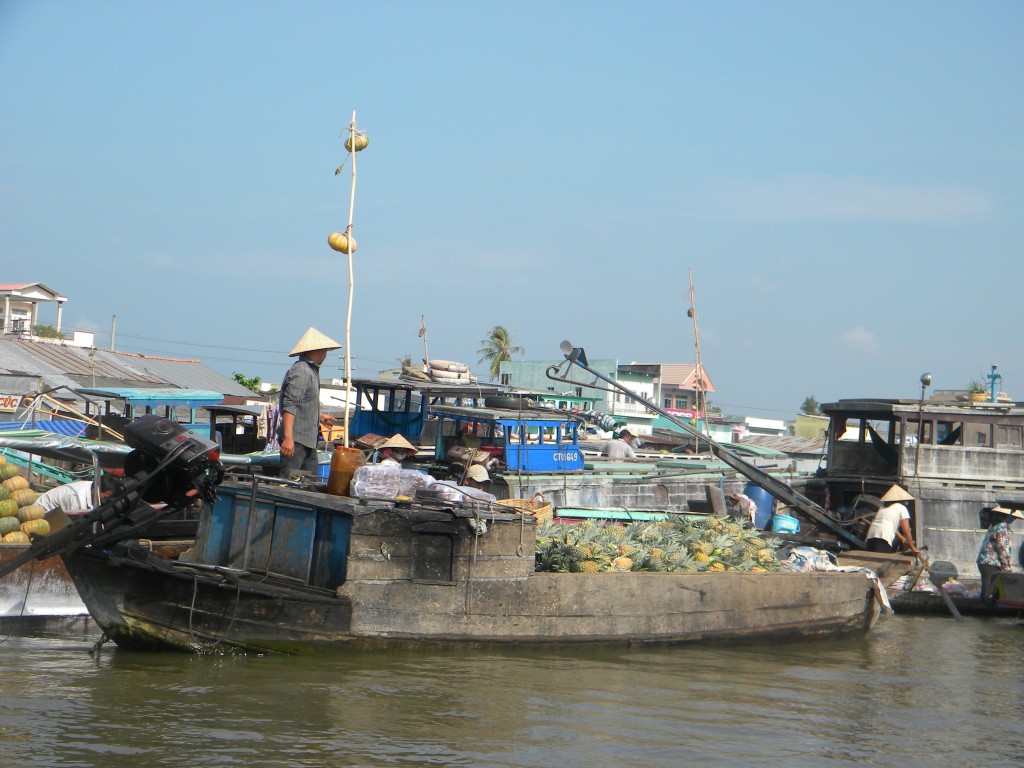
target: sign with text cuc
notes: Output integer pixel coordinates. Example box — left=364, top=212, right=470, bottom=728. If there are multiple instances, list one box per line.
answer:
left=0, top=395, right=24, bottom=413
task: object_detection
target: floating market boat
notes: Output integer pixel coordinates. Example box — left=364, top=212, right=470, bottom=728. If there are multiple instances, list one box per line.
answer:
left=0, top=373, right=891, bottom=653
left=57, top=477, right=886, bottom=653
left=801, top=387, right=1024, bottom=583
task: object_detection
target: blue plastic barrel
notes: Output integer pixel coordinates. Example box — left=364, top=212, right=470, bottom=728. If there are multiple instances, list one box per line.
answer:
left=743, top=482, right=775, bottom=530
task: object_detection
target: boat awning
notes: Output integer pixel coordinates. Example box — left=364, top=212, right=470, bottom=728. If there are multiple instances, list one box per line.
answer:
left=76, top=387, right=225, bottom=408
left=203, top=404, right=264, bottom=417
left=0, top=418, right=89, bottom=437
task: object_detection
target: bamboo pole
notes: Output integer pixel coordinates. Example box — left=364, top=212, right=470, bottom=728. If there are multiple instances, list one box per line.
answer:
left=687, top=268, right=711, bottom=453
left=420, top=315, right=430, bottom=369
left=342, top=111, right=358, bottom=447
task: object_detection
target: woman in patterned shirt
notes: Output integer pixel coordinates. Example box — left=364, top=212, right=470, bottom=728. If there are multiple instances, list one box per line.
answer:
left=976, top=506, right=1023, bottom=604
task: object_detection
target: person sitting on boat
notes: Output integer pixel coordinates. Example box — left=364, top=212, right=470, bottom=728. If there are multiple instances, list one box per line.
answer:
left=464, top=463, right=490, bottom=490
left=976, top=506, right=1022, bottom=604
left=376, top=434, right=418, bottom=467
left=604, top=429, right=637, bottom=459
left=278, top=327, right=342, bottom=478
left=36, top=474, right=117, bottom=515
left=864, top=485, right=921, bottom=556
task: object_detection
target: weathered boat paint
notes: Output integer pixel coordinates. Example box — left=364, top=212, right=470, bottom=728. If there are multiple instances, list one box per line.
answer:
left=808, top=398, right=1024, bottom=582
left=60, top=482, right=884, bottom=653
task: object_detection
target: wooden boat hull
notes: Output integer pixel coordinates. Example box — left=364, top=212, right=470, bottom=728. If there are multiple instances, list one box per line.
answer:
left=1, top=540, right=191, bottom=624
left=62, top=543, right=881, bottom=653
left=46, top=482, right=885, bottom=653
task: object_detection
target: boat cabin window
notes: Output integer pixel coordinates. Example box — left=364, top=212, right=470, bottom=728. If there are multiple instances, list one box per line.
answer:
left=935, top=422, right=962, bottom=445
left=970, top=423, right=992, bottom=447
left=829, top=415, right=899, bottom=474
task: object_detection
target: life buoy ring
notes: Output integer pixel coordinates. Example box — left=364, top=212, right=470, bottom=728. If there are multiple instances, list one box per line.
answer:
left=429, top=368, right=469, bottom=381
left=429, top=359, right=470, bottom=374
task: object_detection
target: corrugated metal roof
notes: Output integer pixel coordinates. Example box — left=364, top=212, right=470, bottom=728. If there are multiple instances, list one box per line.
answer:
left=0, top=338, right=252, bottom=398
left=97, top=351, right=252, bottom=396
left=0, top=339, right=164, bottom=382
left=740, top=434, right=826, bottom=456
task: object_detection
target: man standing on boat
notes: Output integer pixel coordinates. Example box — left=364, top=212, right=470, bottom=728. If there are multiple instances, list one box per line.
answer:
left=278, top=327, right=341, bottom=478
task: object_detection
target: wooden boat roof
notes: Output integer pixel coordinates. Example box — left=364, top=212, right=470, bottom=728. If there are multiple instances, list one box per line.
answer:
left=822, top=398, right=1024, bottom=419
left=351, top=377, right=510, bottom=397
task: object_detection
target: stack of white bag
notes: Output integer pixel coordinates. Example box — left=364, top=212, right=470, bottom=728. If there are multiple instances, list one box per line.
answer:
left=350, top=464, right=435, bottom=499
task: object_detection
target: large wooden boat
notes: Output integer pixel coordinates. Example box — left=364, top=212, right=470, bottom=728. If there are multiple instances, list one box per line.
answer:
left=802, top=396, right=1024, bottom=583
left=55, top=477, right=885, bottom=653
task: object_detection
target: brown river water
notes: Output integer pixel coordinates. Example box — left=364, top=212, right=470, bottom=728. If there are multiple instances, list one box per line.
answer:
left=1, top=613, right=1022, bottom=768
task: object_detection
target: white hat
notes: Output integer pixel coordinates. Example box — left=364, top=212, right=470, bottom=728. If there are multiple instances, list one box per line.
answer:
left=880, top=485, right=914, bottom=503
left=289, top=327, right=342, bottom=357
left=466, top=464, right=490, bottom=483
left=379, top=434, right=417, bottom=454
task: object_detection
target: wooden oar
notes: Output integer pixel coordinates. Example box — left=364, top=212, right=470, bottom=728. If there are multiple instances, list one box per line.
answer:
left=937, top=582, right=965, bottom=622
left=904, top=554, right=929, bottom=591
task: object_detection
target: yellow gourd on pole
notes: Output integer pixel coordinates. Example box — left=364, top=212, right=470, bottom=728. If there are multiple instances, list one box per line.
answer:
left=344, top=133, right=369, bottom=152
left=328, top=231, right=357, bottom=254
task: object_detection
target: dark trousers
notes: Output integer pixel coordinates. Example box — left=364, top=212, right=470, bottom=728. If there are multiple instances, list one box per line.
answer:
left=866, top=538, right=897, bottom=554
left=279, top=443, right=318, bottom=479
left=978, top=563, right=1004, bottom=605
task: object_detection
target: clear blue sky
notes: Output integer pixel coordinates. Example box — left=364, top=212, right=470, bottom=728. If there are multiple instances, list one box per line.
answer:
left=2, top=1, right=1021, bottom=417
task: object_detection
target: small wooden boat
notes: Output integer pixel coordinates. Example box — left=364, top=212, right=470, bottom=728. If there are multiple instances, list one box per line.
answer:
left=888, top=571, right=1024, bottom=617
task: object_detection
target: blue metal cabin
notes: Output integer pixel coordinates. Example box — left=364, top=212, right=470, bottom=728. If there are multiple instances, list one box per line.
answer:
left=428, top=403, right=584, bottom=474
left=198, top=481, right=352, bottom=589
left=75, top=386, right=225, bottom=435
left=350, top=378, right=509, bottom=442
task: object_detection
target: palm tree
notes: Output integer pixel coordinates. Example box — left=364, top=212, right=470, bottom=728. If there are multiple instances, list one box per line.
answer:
left=477, top=326, right=524, bottom=381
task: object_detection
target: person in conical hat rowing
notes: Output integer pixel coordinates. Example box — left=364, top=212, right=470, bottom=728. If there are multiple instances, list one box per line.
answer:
left=864, top=484, right=921, bottom=556
left=278, top=327, right=341, bottom=477
left=376, top=433, right=418, bottom=467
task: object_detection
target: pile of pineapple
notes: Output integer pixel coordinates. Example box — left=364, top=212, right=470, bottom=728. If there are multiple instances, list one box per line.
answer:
left=535, top=515, right=783, bottom=573
left=0, top=458, right=46, bottom=543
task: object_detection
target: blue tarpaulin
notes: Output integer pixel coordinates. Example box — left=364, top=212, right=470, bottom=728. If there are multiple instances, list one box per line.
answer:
left=0, top=419, right=88, bottom=437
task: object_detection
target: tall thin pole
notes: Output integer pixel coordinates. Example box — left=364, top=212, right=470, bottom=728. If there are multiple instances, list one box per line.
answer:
left=342, top=111, right=358, bottom=447
left=419, top=315, right=430, bottom=368
left=110, top=315, right=117, bottom=351
left=687, top=268, right=710, bottom=451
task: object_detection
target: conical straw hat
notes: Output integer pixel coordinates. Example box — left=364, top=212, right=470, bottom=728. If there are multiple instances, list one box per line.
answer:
left=992, top=506, right=1024, bottom=521
left=880, top=484, right=914, bottom=503
left=289, top=327, right=341, bottom=357
left=379, top=434, right=417, bottom=453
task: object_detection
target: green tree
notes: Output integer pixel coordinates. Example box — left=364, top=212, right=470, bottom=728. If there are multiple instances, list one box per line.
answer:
left=477, top=325, right=524, bottom=381
left=801, top=396, right=820, bottom=415
left=33, top=324, right=66, bottom=339
left=233, top=372, right=269, bottom=393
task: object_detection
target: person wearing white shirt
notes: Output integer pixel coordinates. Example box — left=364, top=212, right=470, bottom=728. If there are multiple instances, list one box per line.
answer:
left=36, top=475, right=115, bottom=514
